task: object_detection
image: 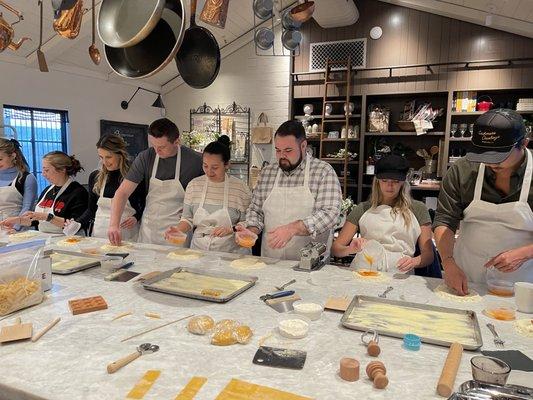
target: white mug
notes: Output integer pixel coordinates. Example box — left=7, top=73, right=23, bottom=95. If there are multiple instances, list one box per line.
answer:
left=515, top=282, right=533, bottom=313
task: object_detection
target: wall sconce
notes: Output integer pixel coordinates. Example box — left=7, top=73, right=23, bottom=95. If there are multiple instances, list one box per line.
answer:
left=121, top=87, right=165, bottom=110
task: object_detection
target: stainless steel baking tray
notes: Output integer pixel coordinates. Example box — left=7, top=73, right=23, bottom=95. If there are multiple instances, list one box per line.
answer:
left=142, top=267, right=258, bottom=303
left=448, top=380, right=533, bottom=399
left=341, top=295, right=483, bottom=350
left=49, top=250, right=101, bottom=275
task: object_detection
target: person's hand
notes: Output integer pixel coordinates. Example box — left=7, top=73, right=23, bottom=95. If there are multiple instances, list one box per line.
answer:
left=234, top=224, right=246, bottom=232
left=485, top=247, right=530, bottom=273
left=396, top=256, right=421, bottom=273
left=267, top=224, right=296, bottom=249
left=212, top=226, right=233, bottom=237
left=23, top=211, right=47, bottom=221
left=107, top=225, right=122, bottom=246
left=1, top=217, right=22, bottom=230
left=120, top=216, right=137, bottom=230
left=164, top=225, right=182, bottom=241
left=348, top=237, right=367, bottom=253
left=443, top=260, right=469, bottom=296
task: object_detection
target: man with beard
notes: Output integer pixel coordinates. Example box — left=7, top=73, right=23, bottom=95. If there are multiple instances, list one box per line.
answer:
left=434, top=109, right=532, bottom=296
left=238, top=120, right=342, bottom=260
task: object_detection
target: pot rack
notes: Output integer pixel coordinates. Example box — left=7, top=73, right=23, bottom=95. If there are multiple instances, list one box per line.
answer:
left=291, top=57, right=533, bottom=81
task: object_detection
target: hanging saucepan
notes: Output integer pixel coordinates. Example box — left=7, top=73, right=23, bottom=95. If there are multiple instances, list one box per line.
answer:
left=104, top=0, right=185, bottom=79
left=98, top=0, right=166, bottom=48
left=175, top=0, right=220, bottom=89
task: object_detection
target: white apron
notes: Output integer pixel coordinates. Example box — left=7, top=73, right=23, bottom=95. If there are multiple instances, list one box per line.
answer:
left=138, top=149, right=185, bottom=245
left=454, top=150, right=533, bottom=284
left=34, top=178, right=73, bottom=234
left=190, top=174, right=238, bottom=252
left=0, top=176, right=23, bottom=219
left=93, top=174, right=139, bottom=241
left=357, top=205, right=421, bottom=271
left=261, top=155, right=332, bottom=261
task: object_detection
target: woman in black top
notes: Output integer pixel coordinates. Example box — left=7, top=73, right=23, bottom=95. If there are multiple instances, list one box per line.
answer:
left=2, top=151, right=88, bottom=233
left=77, top=134, right=144, bottom=239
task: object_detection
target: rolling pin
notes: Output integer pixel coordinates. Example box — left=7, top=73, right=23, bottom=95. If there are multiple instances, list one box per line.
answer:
left=437, top=342, right=463, bottom=397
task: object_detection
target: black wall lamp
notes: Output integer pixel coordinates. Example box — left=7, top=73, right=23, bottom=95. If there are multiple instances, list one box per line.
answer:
left=121, top=87, right=165, bottom=110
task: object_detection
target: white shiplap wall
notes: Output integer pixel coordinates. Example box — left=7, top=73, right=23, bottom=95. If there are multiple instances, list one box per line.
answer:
left=163, top=40, right=291, bottom=166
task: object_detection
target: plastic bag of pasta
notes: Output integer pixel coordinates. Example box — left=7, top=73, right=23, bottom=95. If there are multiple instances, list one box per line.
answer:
left=0, top=240, right=45, bottom=316
left=210, top=319, right=253, bottom=346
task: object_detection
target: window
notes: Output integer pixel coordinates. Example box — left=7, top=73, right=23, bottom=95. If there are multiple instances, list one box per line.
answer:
left=3, top=105, right=69, bottom=192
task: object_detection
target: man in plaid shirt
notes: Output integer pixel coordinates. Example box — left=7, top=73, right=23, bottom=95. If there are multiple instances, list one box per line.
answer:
left=237, top=120, right=342, bottom=260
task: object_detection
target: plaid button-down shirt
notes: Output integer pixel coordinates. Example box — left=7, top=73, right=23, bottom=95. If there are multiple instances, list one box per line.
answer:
left=245, top=156, right=342, bottom=236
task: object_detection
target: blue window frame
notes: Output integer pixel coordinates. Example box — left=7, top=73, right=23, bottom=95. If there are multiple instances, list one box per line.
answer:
left=3, top=105, right=69, bottom=192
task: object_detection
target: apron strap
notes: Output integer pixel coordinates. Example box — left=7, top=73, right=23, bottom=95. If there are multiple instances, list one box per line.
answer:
left=37, top=184, right=56, bottom=207
left=151, top=154, right=160, bottom=179
left=99, top=173, right=107, bottom=197
left=473, top=163, right=486, bottom=201
left=175, top=146, right=181, bottom=181
left=199, top=176, right=209, bottom=209
left=519, top=150, right=532, bottom=203
left=303, top=154, right=311, bottom=188
left=199, top=174, right=230, bottom=210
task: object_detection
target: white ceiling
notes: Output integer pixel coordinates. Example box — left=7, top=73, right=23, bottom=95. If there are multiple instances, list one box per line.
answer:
left=0, top=0, right=532, bottom=92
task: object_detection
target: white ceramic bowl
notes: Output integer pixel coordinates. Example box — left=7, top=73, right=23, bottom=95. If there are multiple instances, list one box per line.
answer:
left=277, top=314, right=310, bottom=339
left=293, top=301, right=324, bottom=321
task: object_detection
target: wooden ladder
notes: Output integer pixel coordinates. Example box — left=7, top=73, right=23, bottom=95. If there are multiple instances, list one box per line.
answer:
left=319, top=59, right=352, bottom=196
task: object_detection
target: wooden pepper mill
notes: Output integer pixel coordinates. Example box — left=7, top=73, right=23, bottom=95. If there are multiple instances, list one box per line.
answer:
left=361, top=330, right=381, bottom=357
left=366, top=361, right=389, bottom=389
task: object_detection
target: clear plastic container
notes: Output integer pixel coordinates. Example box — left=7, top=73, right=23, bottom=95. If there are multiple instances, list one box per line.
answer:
left=235, top=229, right=257, bottom=248
left=486, top=267, right=514, bottom=297
left=166, top=231, right=187, bottom=247
left=293, top=301, right=324, bottom=321
left=63, top=220, right=82, bottom=237
left=100, top=256, right=124, bottom=269
left=351, top=239, right=387, bottom=274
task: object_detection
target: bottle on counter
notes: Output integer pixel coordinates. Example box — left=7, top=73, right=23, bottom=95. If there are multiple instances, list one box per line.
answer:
left=366, top=157, right=375, bottom=175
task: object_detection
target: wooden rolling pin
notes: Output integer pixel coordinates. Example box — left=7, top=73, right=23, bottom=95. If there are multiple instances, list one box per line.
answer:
left=32, top=317, right=60, bottom=342
left=437, top=342, right=463, bottom=397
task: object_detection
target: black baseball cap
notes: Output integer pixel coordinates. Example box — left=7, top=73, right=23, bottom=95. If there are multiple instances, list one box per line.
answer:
left=375, top=154, right=409, bottom=181
left=466, top=109, right=526, bottom=164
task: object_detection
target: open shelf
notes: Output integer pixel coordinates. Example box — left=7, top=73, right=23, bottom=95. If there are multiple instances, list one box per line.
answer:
left=321, top=138, right=359, bottom=142
left=449, top=137, right=472, bottom=141
left=321, top=158, right=359, bottom=164
left=364, top=131, right=445, bottom=136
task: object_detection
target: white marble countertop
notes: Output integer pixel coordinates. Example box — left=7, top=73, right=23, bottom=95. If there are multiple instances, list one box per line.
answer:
left=0, top=239, right=531, bottom=400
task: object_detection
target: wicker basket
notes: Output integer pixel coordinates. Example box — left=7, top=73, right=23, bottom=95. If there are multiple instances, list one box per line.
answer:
left=397, top=120, right=416, bottom=131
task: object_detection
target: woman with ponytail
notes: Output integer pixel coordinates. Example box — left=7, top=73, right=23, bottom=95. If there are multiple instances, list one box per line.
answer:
left=0, top=138, right=37, bottom=228
left=77, top=135, right=144, bottom=240
left=165, top=135, right=251, bottom=252
left=1, top=151, right=88, bottom=233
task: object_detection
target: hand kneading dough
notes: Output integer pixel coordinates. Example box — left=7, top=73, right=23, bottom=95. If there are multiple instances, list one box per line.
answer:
left=187, top=315, right=215, bottom=335
left=434, top=284, right=481, bottom=302
left=100, top=242, right=132, bottom=252
left=167, top=249, right=203, bottom=261
left=230, top=257, right=266, bottom=270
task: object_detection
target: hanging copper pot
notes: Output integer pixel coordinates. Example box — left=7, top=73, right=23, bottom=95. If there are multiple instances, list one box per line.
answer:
left=199, top=0, right=230, bottom=29
left=53, top=0, right=83, bottom=39
left=290, top=0, right=314, bottom=23
left=0, top=0, right=30, bottom=52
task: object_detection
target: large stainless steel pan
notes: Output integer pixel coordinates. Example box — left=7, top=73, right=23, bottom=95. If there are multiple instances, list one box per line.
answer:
left=104, top=1, right=185, bottom=79
left=98, top=0, right=166, bottom=48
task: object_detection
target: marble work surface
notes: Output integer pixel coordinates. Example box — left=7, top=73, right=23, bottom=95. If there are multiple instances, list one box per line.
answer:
left=0, top=238, right=531, bottom=400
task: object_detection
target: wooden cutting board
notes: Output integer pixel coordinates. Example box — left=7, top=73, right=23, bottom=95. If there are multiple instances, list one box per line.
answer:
left=0, top=317, right=33, bottom=343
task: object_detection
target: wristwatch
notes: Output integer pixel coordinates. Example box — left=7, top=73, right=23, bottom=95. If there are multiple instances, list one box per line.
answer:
left=46, top=213, right=54, bottom=222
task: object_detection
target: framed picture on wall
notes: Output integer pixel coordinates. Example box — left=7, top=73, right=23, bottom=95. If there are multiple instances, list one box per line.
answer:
left=100, top=119, right=148, bottom=157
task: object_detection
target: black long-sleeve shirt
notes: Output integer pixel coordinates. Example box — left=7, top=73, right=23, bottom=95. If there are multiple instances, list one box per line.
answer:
left=32, top=181, right=88, bottom=227
left=76, top=170, right=145, bottom=228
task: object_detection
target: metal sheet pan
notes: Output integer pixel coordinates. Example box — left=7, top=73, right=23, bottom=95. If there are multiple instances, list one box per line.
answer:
left=448, top=380, right=533, bottom=399
left=341, top=295, right=483, bottom=350
left=50, top=251, right=101, bottom=275
left=142, top=267, right=257, bottom=303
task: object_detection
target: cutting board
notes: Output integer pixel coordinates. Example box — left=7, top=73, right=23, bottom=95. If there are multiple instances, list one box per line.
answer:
left=324, top=297, right=351, bottom=312
left=252, top=346, right=307, bottom=370
left=0, top=317, right=33, bottom=343
left=68, top=295, right=108, bottom=315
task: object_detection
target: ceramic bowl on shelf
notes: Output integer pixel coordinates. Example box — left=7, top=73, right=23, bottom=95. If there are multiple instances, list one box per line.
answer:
left=303, top=104, right=314, bottom=116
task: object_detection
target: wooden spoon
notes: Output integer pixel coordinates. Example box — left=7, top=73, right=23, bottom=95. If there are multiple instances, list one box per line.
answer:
left=430, top=145, right=439, bottom=158
left=37, top=1, right=48, bottom=72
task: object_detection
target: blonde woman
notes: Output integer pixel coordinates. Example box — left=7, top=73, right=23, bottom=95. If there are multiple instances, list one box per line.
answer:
left=0, top=138, right=37, bottom=228
left=77, top=135, right=144, bottom=240
left=1, top=151, right=87, bottom=233
left=332, top=155, right=434, bottom=272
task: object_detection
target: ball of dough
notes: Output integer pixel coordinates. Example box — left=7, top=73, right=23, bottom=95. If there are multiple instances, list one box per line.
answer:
left=211, top=328, right=238, bottom=346
left=187, top=315, right=215, bottom=335
left=234, top=325, right=253, bottom=344
left=215, top=319, right=239, bottom=331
